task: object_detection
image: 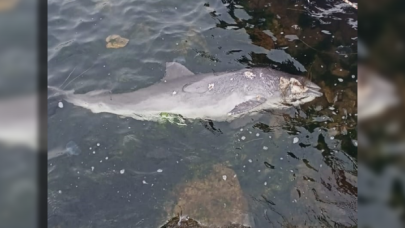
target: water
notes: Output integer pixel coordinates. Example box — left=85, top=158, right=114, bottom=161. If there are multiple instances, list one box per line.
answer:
left=48, top=0, right=358, bottom=227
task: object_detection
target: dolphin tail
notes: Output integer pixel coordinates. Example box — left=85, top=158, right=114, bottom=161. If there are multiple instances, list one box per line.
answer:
left=47, top=86, right=75, bottom=100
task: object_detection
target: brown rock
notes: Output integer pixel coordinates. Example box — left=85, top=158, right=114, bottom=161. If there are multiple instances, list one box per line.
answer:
left=331, top=64, right=350, bottom=77
left=0, top=0, right=19, bottom=12
left=247, top=28, right=274, bottom=50
left=105, top=34, right=129, bottom=48
left=164, top=164, right=250, bottom=227
left=323, top=87, right=335, bottom=104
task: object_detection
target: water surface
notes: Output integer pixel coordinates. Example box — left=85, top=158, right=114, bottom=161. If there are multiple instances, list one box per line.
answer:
left=48, top=0, right=358, bottom=227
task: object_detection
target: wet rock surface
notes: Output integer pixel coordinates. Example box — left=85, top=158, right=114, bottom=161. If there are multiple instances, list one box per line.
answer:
left=105, top=34, right=129, bottom=48
left=164, top=164, right=251, bottom=227
left=160, top=216, right=250, bottom=228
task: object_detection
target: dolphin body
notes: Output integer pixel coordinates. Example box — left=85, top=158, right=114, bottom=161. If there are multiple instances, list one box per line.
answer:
left=49, top=62, right=322, bottom=122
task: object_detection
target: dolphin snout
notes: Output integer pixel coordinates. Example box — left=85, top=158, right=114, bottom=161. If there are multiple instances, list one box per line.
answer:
left=305, top=82, right=322, bottom=97
left=306, top=82, right=321, bottom=90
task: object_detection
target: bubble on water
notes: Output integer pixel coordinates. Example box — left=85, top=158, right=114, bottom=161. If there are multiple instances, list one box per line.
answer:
left=58, top=190, right=62, bottom=194
left=93, top=151, right=95, bottom=154
left=264, top=182, right=267, bottom=186
left=105, top=157, right=108, bottom=160
left=142, top=180, right=148, bottom=184
left=120, top=169, right=125, bottom=174
left=330, top=136, right=334, bottom=140
left=91, top=166, right=94, bottom=171
left=157, top=169, right=163, bottom=173
left=241, top=136, right=246, bottom=140
left=58, top=102, right=63, bottom=108
left=293, top=137, right=299, bottom=144
left=269, top=136, right=272, bottom=139
left=338, top=78, right=343, bottom=82
left=256, top=133, right=260, bottom=137
left=263, top=146, right=268, bottom=150
left=97, top=143, right=100, bottom=146
left=280, top=157, right=283, bottom=160
left=248, top=159, right=252, bottom=163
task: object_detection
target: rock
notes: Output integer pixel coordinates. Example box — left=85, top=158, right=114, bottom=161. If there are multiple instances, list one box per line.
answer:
left=122, top=134, right=140, bottom=147
left=0, top=0, right=19, bottom=12
left=160, top=215, right=250, bottom=228
left=105, top=35, right=129, bottom=48
left=331, top=64, right=350, bottom=78
left=164, top=164, right=251, bottom=227
left=323, top=87, right=335, bottom=104
left=246, top=28, right=274, bottom=50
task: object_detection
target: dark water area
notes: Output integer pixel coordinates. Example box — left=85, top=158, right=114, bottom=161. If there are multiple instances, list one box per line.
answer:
left=48, top=0, right=357, bottom=227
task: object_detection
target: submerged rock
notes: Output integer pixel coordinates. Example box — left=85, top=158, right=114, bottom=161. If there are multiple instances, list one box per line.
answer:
left=65, top=141, right=81, bottom=155
left=160, top=215, right=250, bottom=228
left=164, top=164, right=251, bottom=227
left=105, top=34, right=129, bottom=48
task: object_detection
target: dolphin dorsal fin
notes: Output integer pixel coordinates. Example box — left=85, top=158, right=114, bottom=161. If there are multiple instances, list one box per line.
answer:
left=162, top=62, right=194, bottom=82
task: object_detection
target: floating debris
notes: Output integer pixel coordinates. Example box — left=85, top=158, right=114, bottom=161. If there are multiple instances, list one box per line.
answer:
left=285, top=34, right=299, bottom=41
left=293, top=137, right=299, bottom=144
left=321, top=30, right=331, bottom=35
left=106, top=34, right=129, bottom=49
left=120, top=169, right=125, bottom=174
left=58, top=101, right=63, bottom=108
left=157, top=169, right=163, bottom=173
left=241, top=136, right=246, bottom=140
left=222, top=175, right=227, bottom=181
left=263, top=146, right=268, bottom=150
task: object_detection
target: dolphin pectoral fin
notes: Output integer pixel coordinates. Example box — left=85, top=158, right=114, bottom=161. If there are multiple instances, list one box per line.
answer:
left=228, top=114, right=264, bottom=129
left=162, top=62, right=195, bottom=82
left=228, top=97, right=267, bottom=115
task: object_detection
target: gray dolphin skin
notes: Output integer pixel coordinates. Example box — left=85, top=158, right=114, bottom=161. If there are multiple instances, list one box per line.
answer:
left=48, top=62, right=323, bottom=122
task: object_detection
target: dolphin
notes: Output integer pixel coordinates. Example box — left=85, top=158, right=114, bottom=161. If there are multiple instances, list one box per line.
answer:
left=48, top=62, right=322, bottom=123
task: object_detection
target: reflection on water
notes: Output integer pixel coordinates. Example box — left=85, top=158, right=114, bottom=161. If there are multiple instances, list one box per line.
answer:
left=48, top=0, right=357, bottom=227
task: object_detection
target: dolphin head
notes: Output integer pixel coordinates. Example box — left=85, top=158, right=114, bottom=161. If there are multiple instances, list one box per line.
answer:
left=278, top=75, right=323, bottom=106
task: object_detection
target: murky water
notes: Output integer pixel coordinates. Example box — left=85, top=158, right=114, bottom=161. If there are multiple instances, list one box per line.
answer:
left=48, top=0, right=357, bottom=227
